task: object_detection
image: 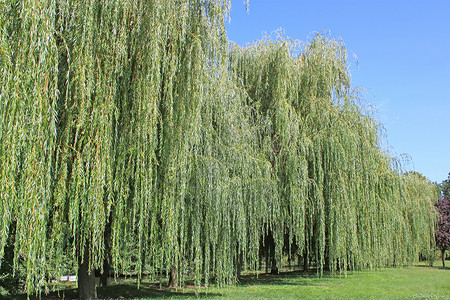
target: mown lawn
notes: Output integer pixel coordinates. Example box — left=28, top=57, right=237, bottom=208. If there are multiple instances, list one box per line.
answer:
left=5, top=261, right=449, bottom=299
left=203, top=264, right=450, bottom=299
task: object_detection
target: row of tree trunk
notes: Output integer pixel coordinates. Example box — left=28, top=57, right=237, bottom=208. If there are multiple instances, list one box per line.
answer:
left=77, top=231, right=316, bottom=299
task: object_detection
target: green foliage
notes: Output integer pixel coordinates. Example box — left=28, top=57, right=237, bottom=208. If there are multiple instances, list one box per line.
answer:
left=229, top=34, right=438, bottom=273
left=441, top=172, right=450, bottom=197
left=0, top=0, right=439, bottom=296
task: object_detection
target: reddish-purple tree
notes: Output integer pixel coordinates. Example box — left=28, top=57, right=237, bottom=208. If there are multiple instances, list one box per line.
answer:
left=435, top=197, right=450, bottom=268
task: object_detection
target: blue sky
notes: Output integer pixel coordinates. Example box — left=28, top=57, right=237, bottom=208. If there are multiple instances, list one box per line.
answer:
left=225, top=0, right=450, bottom=183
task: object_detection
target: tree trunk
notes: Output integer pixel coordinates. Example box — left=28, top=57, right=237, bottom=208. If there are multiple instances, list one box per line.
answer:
left=78, top=245, right=97, bottom=300
left=303, top=248, right=309, bottom=272
left=442, top=249, right=446, bottom=268
left=168, top=265, right=178, bottom=287
left=0, top=219, right=20, bottom=294
left=270, top=255, right=279, bottom=275
left=236, top=250, right=243, bottom=281
left=269, top=233, right=278, bottom=275
left=100, top=212, right=113, bottom=286
left=99, top=257, right=110, bottom=287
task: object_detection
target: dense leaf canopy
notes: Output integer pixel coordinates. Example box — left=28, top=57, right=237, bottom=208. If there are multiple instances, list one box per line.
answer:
left=0, top=0, right=438, bottom=295
left=441, top=173, right=450, bottom=198
left=435, top=197, right=450, bottom=253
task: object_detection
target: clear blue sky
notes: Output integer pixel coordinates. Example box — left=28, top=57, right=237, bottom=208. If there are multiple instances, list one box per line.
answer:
left=226, top=0, right=450, bottom=183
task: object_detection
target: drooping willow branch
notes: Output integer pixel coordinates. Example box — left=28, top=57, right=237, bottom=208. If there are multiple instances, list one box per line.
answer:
left=0, top=0, right=438, bottom=295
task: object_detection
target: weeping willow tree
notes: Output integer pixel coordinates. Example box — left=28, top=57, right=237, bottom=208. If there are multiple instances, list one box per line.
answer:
left=228, top=33, right=439, bottom=275
left=0, top=0, right=274, bottom=297
left=0, top=0, right=438, bottom=298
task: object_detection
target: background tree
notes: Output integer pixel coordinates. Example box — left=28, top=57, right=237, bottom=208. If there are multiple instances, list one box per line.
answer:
left=228, top=35, right=439, bottom=274
left=441, top=173, right=450, bottom=197
left=435, top=197, right=450, bottom=267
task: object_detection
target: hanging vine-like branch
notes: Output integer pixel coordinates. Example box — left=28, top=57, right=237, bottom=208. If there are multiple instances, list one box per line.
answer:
left=0, top=0, right=438, bottom=296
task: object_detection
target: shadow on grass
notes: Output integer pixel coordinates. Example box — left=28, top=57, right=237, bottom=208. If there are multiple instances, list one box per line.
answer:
left=414, top=259, right=450, bottom=270
left=2, top=282, right=222, bottom=299
left=2, top=270, right=341, bottom=299
left=237, top=270, right=338, bottom=287
left=97, top=282, right=222, bottom=299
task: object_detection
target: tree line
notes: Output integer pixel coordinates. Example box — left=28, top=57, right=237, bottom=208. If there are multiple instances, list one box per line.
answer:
left=0, top=0, right=439, bottom=298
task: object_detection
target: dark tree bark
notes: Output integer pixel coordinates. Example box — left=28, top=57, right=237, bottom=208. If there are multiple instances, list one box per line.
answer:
left=168, top=265, right=178, bottom=287
left=442, top=249, right=446, bottom=268
left=100, top=211, right=113, bottom=286
left=99, top=254, right=110, bottom=287
left=0, top=219, right=23, bottom=294
left=302, top=234, right=310, bottom=272
left=303, top=248, right=309, bottom=272
left=270, top=255, right=279, bottom=275
left=266, top=230, right=278, bottom=275
left=236, top=249, right=243, bottom=281
left=78, top=244, right=97, bottom=300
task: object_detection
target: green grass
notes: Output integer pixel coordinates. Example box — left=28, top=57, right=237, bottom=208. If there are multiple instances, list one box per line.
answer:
left=201, top=261, right=450, bottom=300
left=205, top=266, right=450, bottom=299
left=5, top=261, right=449, bottom=299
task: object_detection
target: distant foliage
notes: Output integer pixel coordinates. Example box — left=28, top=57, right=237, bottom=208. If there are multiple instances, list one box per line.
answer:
left=435, top=197, right=450, bottom=253
left=0, top=0, right=439, bottom=296
left=441, top=173, right=450, bottom=198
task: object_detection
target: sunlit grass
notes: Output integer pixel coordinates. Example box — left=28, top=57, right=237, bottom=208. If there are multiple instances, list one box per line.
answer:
left=201, top=261, right=450, bottom=299
left=8, top=260, right=449, bottom=299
